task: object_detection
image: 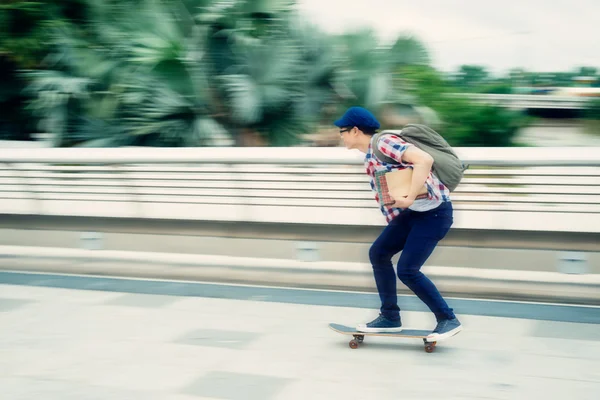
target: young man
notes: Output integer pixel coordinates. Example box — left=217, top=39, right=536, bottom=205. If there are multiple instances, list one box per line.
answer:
left=334, top=106, right=462, bottom=342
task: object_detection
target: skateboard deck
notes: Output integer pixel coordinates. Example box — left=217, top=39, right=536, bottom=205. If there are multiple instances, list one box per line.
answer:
left=329, top=323, right=438, bottom=352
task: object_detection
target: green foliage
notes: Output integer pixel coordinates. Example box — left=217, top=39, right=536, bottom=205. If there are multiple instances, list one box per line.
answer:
left=440, top=99, right=523, bottom=147
left=0, top=55, right=37, bottom=140
left=506, top=67, right=599, bottom=90
left=13, top=0, right=340, bottom=147
left=394, top=65, right=448, bottom=105
left=476, top=83, right=513, bottom=94
left=397, top=65, right=524, bottom=146
left=450, top=65, right=490, bottom=91
left=0, top=0, right=535, bottom=147
left=584, top=98, right=600, bottom=120
left=0, top=0, right=96, bottom=140
left=388, top=36, right=430, bottom=68
left=0, top=1, right=50, bottom=69
left=332, top=29, right=390, bottom=109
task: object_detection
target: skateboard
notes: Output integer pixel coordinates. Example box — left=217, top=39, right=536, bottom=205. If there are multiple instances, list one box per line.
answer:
left=329, top=323, right=438, bottom=353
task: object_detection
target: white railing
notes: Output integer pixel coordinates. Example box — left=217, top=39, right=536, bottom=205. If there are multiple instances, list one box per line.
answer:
left=1, top=147, right=599, bottom=233
left=452, top=93, right=592, bottom=109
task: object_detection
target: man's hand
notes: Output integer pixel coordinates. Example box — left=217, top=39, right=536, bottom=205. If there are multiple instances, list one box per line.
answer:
left=391, top=195, right=415, bottom=209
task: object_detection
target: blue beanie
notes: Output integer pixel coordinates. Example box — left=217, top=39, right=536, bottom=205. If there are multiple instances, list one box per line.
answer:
left=334, top=106, right=380, bottom=130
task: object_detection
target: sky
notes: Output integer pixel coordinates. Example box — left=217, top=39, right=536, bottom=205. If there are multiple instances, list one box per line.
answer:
left=295, top=0, right=599, bottom=75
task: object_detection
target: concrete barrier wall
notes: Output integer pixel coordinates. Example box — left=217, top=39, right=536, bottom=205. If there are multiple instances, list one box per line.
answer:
left=1, top=147, right=599, bottom=304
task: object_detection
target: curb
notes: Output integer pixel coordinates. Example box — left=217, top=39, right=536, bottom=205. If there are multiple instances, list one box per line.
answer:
left=1, top=245, right=599, bottom=305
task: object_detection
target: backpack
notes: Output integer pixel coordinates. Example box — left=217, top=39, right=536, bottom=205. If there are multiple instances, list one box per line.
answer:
left=372, top=124, right=468, bottom=192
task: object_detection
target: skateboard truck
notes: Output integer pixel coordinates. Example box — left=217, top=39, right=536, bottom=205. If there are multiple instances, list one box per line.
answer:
left=349, top=334, right=437, bottom=352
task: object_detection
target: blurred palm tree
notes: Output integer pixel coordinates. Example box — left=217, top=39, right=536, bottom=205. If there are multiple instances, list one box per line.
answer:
left=21, top=0, right=340, bottom=147
left=24, top=0, right=231, bottom=147
left=0, top=0, right=102, bottom=141
left=0, top=1, right=57, bottom=140
left=331, top=29, right=391, bottom=109
left=199, top=0, right=337, bottom=145
left=12, top=0, right=433, bottom=147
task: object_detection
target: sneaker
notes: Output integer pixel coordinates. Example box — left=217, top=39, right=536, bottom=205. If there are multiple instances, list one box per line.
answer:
left=357, top=314, right=403, bottom=333
left=426, top=318, right=462, bottom=342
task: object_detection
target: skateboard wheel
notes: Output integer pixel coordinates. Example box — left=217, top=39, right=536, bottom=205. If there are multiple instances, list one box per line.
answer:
left=349, top=340, right=359, bottom=349
left=424, top=344, right=435, bottom=353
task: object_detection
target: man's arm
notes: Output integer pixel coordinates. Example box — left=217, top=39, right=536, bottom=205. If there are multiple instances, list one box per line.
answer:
left=376, top=135, right=432, bottom=208
left=401, top=146, right=433, bottom=201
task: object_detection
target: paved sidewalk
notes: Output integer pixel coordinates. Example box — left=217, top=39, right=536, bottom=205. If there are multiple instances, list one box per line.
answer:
left=1, top=283, right=599, bottom=400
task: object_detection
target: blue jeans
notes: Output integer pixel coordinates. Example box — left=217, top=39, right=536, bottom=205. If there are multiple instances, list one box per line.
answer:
left=369, top=201, right=456, bottom=322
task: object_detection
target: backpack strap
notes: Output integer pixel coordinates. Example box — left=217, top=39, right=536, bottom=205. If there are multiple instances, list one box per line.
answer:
left=371, top=130, right=403, bottom=165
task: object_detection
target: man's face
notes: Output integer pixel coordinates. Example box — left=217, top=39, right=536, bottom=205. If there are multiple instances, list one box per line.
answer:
left=339, top=126, right=357, bottom=149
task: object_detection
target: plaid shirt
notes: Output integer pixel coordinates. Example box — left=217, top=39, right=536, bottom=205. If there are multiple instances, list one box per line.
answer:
left=365, top=134, right=450, bottom=223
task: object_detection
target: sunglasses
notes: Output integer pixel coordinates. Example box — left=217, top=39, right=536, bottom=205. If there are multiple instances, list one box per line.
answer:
left=339, top=127, right=353, bottom=135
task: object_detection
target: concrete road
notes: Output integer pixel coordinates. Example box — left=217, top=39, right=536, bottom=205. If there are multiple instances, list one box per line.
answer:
left=1, top=272, right=599, bottom=400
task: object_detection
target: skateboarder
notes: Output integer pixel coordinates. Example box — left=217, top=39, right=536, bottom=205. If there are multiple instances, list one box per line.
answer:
left=334, top=106, right=462, bottom=342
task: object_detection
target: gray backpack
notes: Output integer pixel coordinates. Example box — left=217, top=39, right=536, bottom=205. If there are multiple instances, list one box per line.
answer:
left=372, top=124, right=468, bottom=192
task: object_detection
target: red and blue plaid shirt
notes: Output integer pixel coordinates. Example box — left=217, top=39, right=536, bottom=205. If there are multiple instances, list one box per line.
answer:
left=365, top=134, right=450, bottom=223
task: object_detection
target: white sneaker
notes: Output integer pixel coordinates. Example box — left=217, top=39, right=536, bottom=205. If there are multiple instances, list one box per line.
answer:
left=426, top=318, right=462, bottom=342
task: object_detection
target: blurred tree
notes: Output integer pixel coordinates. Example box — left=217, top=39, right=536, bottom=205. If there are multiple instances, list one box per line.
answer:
left=20, top=0, right=339, bottom=147
left=452, top=65, right=490, bottom=91
left=2, top=0, right=527, bottom=147
left=0, top=1, right=48, bottom=69
left=506, top=67, right=600, bottom=91
left=398, top=65, right=524, bottom=146
left=388, top=36, right=431, bottom=68
left=0, top=54, right=37, bottom=140
left=583, top=98, right=600, bottom=136
left=584, top=98, right=600, bottom=120
left=203, top=0, right=336, bottom=145
left=578, top=66, right=597, bottom=77
left=332, top=29, right=392, bottom=111
left=0, top=0, right=91, bottom=140
left=24, top=0, right=230, bottom=147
